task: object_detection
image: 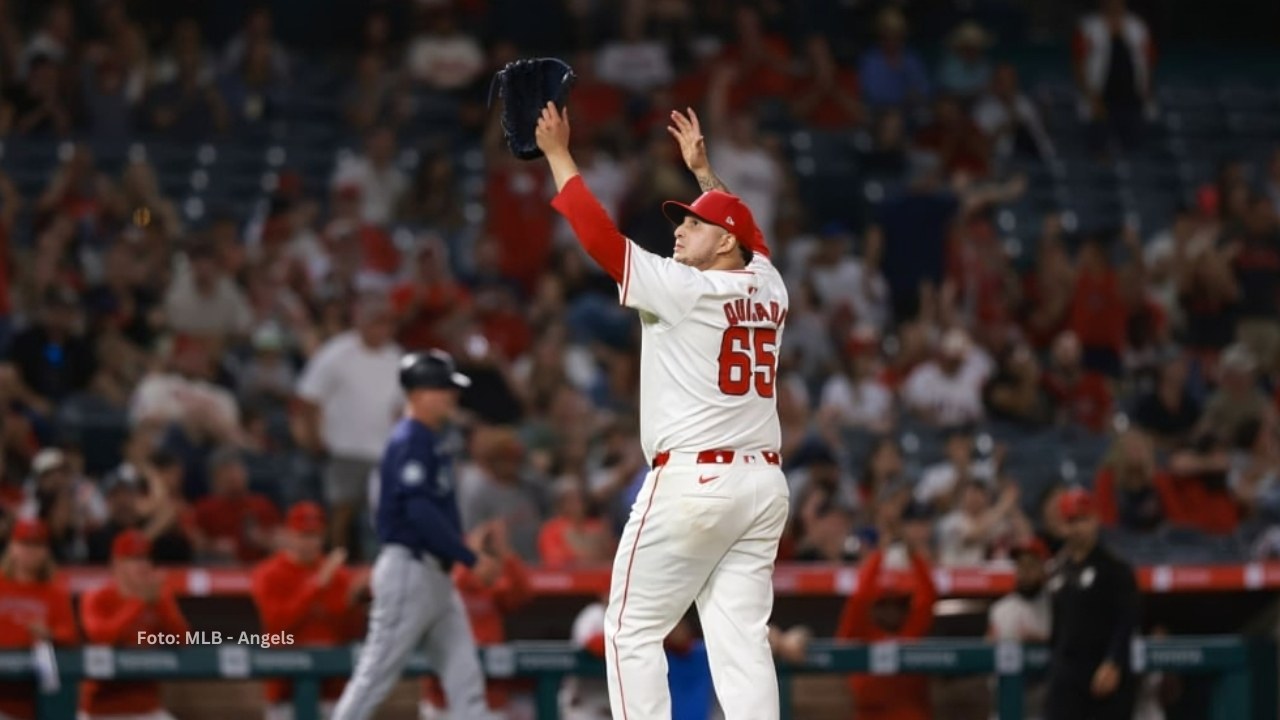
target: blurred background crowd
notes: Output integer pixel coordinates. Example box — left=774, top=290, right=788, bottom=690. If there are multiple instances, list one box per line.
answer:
left=0, top=0, right=1276, bottom=580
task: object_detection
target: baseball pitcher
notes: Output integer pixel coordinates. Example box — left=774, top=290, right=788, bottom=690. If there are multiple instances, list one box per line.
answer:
left=331, top=350, right=502, bottom=720
left=536, top=102, right=791, bottom=720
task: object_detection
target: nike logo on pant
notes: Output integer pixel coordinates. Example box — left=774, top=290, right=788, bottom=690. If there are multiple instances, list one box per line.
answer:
left=698, top=475, right=719, bottom=484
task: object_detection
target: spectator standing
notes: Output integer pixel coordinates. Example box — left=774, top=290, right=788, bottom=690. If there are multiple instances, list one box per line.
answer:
left=404, top=8, right=485, bottom=92
left=456, top=426, right=544, bottom=562
left=79, top=530, right=189, bottom=720
left=835, top=543, right=937, bottom=720
left=869, top=154, right=958, bottom=323
left=0, top=518, right=78, bottom=720
left=1092, top=431, right=1172, bottom=534
left=191, top=448, right=279, bottom=564
left=163, top=242, right=253, bottom=341
left=984, top=343, right=1055, bottom=428
left=331, top=127, right=408, bottom=229
left=817, top=327, right=895, bottom=435
left=1197, top=343, right=1269, bottom=445
left=295, top=295, right=402, bottom=557
left=1073, top=0, right=1155, bottom=153
left=24, top=447, right=105, bottom=561
left=7, top=286, right=96, bottom=409
left=937, top=22, right=994, bottom=103
left=859, top=8, right=930, bottom=114
left=595, top=16, right=673, bottom=95
left=902, top=328, right=992, bottom=429
left=4, top=54, right=72, bottom=137
left=1046, top=489, right=1139, bottom=720
left=1042, top=331, right=1114, bottom=434
left=1068, top=237, right=1127, bottom=378
left=252, top=502, right=366, bottom=720
left=790, top=35, right=864, bottom=130
left=937, top=480, right=1021, bottom=566
left=1228, top=195, right=1280, bottom=373
left=85, top=471, right=144, bottom=564
left=972, top=64, right=1056, bottom=163
left=1130, top=354, right=1200, bottom=448
left=145, top=35, right=228, bottom=140
left=705, top=67, right=783, bottom=241
left=538, top=479, right=614, bottom=568
left=221, top=6, right=290, bottom=81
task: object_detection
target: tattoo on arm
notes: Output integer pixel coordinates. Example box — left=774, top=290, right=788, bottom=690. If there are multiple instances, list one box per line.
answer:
left=696, top=171, right=729, bottom=194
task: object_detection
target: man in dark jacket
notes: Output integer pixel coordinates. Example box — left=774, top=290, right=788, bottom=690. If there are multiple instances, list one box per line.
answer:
left=1046, top=487, right=1139, bottom=720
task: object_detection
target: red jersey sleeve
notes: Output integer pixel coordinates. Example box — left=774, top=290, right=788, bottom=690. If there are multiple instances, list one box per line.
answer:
left=1094, top=468, right=1119, bottom=527
left=252, top=561, right=325, bottom=634
left=835, top=550, right=884, bottom=641
left=493, top=555, right=533, bottom=612
left=45, top=584, right=78, bottom=645
left=900, top=552, right=938, bottom=638
left=549, top=175, right=627, bottom=282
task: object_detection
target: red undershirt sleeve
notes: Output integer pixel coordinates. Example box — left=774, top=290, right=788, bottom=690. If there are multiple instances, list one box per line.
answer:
left=550, top=175, right=627, bottom=283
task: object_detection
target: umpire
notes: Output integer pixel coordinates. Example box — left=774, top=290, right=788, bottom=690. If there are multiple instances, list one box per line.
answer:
left=1045, top=488, right=1139, bottom=720
left=332, top=350, right=502, bottom=720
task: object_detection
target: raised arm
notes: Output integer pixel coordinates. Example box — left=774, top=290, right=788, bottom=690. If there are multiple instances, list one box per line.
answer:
left=537, top=103, right=628, bottom=283
left=667, top=108, right=730, bottom=194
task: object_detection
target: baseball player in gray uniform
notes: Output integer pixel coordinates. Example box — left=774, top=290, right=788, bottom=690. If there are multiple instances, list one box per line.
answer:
left=331, top=350, right=503, bottom=720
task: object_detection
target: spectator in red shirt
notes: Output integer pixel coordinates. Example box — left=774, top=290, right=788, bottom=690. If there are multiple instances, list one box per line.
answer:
left=79, top=530, right=189, bottom=720
left=716, top=5, right=793, bottom=110
left=1093, top=430, right=1176, bottom=533
left=1021, top=219, right=1075, bottom=350
left=388, top=239, right=471, bottom=352
left=913, top=95, right=991, bottom=180
left=192, top=447, right=280, bottom=563
left=835, top=541, right=938, bottom=720
left=1068, top=236, right=1127, bottom=377
left=790, top=35, right=864, bottom=130
left=0, top=519, right=78, bottom=720
left=1043, top=331, right=1114, bottom=433
left=252, top=502, right=367, bottom=720
left=538, top=479, right=615, bottom=568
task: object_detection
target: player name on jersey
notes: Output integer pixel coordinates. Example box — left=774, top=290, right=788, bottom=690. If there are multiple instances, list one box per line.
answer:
left=723, top=298, right=788, bottom=327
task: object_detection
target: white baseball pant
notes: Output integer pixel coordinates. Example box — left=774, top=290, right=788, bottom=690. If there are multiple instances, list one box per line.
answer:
left=331, top=545, right=498, bottom=720
left=605, top=450, right=789, bottom=720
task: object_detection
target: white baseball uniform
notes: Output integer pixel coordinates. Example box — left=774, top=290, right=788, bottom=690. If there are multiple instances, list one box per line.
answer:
left=603, top=239, right=791, bottom=720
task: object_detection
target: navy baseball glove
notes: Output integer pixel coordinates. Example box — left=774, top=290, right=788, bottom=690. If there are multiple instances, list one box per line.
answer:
left=488, top=57, right=576, bottom=161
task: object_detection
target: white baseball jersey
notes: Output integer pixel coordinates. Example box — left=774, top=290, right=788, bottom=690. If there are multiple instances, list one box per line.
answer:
left=619, top=240, right=789, bottom=460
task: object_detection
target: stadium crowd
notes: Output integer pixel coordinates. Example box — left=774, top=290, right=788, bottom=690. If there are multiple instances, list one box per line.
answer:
left=0, top=0, right=1275, bottom=716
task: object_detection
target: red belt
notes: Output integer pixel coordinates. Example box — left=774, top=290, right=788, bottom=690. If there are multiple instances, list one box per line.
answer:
left=652, top=450, right=781, bottom=467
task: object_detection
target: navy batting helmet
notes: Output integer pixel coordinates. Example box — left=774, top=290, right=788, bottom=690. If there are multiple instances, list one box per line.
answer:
left=399, top=350, right=471, bottom=391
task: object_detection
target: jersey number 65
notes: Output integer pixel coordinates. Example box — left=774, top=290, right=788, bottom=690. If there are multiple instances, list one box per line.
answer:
left=717, top=326, right=779, bottom=398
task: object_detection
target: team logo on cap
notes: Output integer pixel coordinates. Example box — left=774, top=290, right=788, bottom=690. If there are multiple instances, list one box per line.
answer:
left=725, top=217, right=735, bottom=226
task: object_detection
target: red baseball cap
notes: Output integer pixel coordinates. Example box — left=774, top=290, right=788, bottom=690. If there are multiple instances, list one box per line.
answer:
left=112, top=530, right=152, bottom=560
left=1056, top=488, right=1095, bottom=521
left=662, top=191, right=767, bottom=257
left=286, top=501, right=326, bottom=534
left=1010, top=537, right=1050, bottom=561
left=11, top=518, right=49, bottom=544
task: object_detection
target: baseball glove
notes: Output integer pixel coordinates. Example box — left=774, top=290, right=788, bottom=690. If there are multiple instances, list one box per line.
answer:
left=488, top=57, right=576, bottom=161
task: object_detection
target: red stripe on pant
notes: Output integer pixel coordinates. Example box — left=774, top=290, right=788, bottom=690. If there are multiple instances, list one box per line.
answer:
left=610, top=465, right=664, bottom=720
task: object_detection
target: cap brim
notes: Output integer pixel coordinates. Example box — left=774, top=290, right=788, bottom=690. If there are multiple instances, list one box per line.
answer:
left=662, top=200, right=722, bottom=230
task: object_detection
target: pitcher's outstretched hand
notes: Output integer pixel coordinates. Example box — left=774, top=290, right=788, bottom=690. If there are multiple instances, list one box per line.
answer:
left=535, top=102, right=571, bottom=157
left=667, top=107, right=710, bottom=175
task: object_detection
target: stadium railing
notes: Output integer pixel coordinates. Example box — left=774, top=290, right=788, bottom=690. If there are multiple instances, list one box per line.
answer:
left=0, top=636, right=1269, bottom=720
left=55, top=561, right=1280, bottom=597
